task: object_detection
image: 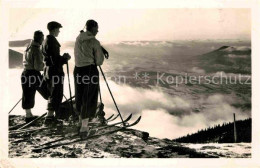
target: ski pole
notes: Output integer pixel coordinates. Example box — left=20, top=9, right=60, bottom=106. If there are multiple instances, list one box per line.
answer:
left=8, top=98, right=22, bottom=114
left=17, top=112, right=47, bottom=130
left=98, top=66, right=125, bottom=126
left=66, top=62, right=75, bottom=117
left=63, top=94, right=68, bottom=101
left=63, top=95, right=75, bottom=103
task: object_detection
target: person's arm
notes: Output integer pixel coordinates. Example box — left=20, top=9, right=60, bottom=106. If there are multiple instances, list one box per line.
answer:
left=94, top=40, right=104, bottom=66
left=46, top=37, right=69, bottom=65
left=101, top=46, right=109, bottom=59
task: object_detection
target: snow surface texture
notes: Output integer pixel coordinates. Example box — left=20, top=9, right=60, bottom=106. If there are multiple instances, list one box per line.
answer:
left=9, top=115, right=215, bottom=158
left=183, top=143, right=251, bottom=158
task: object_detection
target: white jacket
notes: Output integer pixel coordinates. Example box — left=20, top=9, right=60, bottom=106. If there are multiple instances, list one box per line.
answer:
left=74, top=31, right=104, bottom=67
left=23, top=40, right=44, bottom=71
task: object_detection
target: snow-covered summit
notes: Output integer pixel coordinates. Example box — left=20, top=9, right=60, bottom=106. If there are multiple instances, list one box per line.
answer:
left=217, top=46, right=251, bottom=53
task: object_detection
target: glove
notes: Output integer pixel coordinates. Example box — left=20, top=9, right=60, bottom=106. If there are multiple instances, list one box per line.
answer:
left=63, top=53, right=71, bottom=61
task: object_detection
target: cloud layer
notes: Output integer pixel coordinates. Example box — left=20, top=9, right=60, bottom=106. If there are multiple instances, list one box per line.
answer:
left=101, top=80, right=250, bottom=139
left=6, top=69, right=250, bottom=139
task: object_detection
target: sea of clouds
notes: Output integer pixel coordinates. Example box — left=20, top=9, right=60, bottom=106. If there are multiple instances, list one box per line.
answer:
left=5, top=68, right=250, bottom=139
left=99, top=80, right=250, bottom=139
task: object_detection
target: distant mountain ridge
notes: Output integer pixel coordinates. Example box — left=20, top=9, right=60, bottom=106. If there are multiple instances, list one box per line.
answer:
left=9, top=40, right=251, bottom=74
left=9, top=49, right=23, bottom=69
left=9, top=39, right=31, bottom=47
left=193, top=45, right=251, bottom=74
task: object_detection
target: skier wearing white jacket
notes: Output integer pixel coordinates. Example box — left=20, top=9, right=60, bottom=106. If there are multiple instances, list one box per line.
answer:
left=21, top=31, right=49, bottom=123
left=74, top=19, right=109, bottom=138
left=74, top=30, right=104, bottom=67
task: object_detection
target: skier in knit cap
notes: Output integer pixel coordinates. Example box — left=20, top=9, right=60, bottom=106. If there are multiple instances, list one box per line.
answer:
left=21, top=30, right=49, bottom=123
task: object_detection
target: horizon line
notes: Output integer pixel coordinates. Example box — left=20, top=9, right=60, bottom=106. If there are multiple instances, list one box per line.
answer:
left=9, top=38, right=251, bottom=43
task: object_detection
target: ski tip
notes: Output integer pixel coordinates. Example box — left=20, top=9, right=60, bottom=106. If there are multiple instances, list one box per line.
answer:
left=125, top=113, right=132, bottom=121
left=106, top=114, right=114, bottom=121
left=109, top=114, right=120, bottom=121
left=131, top=116, right=141, bottom=125
left=136, top=116, right=142, bottom=122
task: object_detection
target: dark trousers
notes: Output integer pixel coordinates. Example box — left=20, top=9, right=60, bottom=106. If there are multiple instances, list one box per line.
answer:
left=74, top=65, right=99, bottom=119
left=21, top=70, right=49, bottom=109
left=46, top=74, right=64, bottom=112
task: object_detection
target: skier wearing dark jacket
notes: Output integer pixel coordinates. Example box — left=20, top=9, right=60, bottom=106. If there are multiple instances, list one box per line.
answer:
left=42, top=21, right=71, bottom=126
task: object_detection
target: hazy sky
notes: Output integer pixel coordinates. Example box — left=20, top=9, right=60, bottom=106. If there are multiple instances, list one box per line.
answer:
left=9, top=8, right=251, bottom=42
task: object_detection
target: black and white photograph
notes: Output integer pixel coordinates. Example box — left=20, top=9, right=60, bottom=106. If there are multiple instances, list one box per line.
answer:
left=1, top=0, right=260, bottom=167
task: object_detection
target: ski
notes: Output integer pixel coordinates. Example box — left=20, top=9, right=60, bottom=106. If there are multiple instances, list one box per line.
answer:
left=89, top=113, right=115, bottom=125
left=9, top=113, right=47, bottom=131
left=38, top=114, right=133, bottom=147
left=9, top=114, right=117, bottom=135
left=9, top=123, right=27, bottom=130
left=17, top=113, right=47, bottom=130
left=107, top=114, right=119, bottom=122
left=105, top=114, right=114, bottom=121
left=95, top=114, right=132, bottom=130
left=32, top=116, right=141, bottom=152
left=9, top=127, right=49, bottom=136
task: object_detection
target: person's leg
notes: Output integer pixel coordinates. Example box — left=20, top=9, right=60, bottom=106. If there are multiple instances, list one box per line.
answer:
left=53, top=74, right=64, bottom=114
left=49, top=75, right=64, bottom=112
left=80, top=66, right=92, bottom=133
left=36, top=72, right=50, bottom=100
left=44, top=74, right=64, bottom=125
left=21, top=70, right=38, bottom=122
left=25, top=109, right=33, bottom=118
left=74, top=66, right=84, bottom=124
left=81, top=70, right=92, bottom=119
left=88, top=67, right=99, bottom=119
left=80, top=66, right=99, bottom=133
left=46, top=77, right=55, bottom=117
